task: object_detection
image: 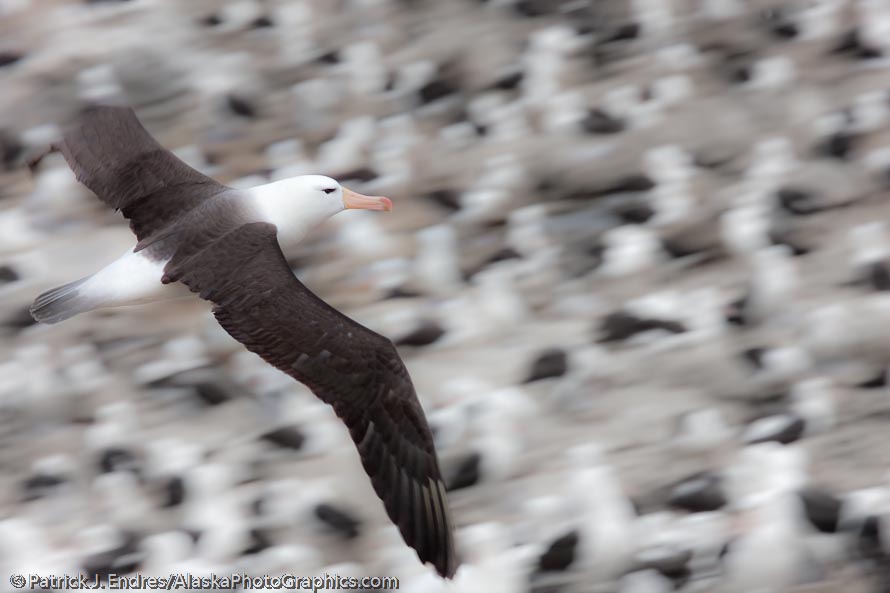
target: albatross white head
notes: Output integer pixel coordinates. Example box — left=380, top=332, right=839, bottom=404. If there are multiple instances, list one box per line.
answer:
left=253, top=174, right=392, bottom=245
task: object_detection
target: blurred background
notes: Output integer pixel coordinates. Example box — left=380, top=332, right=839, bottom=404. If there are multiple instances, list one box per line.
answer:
left=3, top=0, right=890, bottom=591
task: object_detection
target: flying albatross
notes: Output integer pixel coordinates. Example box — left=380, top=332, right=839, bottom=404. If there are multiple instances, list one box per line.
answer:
left=29, top=105, right=458, bottom=578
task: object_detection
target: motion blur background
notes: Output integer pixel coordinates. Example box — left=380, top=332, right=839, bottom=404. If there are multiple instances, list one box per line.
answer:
left=3, top=0, right=890, bottom=591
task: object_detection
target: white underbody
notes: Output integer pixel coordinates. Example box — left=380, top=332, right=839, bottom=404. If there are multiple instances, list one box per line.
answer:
left=82, top=248, right=187, bottom=309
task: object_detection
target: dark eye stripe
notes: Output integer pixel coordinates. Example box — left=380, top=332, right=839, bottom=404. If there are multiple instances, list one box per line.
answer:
left=322, top=188, right=336, bottom=194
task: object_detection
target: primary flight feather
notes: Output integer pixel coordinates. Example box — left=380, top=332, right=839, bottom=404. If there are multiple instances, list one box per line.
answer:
left=29, top=105, right=458, bottom=579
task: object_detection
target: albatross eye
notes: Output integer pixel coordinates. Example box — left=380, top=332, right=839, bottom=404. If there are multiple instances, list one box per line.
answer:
left=322, top=188, right=336, bottom=195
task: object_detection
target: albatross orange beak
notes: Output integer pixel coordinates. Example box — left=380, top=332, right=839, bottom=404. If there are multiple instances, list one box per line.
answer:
left=343, top=187, right=393, bottom=211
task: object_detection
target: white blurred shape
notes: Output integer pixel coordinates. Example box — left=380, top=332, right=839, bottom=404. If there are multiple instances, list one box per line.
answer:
left=342, top=42, right=387, bottom=96
left=412, top=225, right=462, bottom=296
left=567, top=446, right=636, bottom=578
left=673, top=408, right=734, bottom=454
left=600, top=225, right=664, bottom=277
left=93, top=472, right=152, bottom=531
left=750, top=56, right=797, bottom=90
left=747, top=245, right=799, bottom=323
left=619, top=570, right=673, bottom=593
left=141, top=531, right=194, bottom=574
left=724, top=490, right=807, bottom=592
left=790, top=377, right=836, bottom=434
left=849, top=222, right=889, bottom=267
left=265, top=138, right=306, bottom=169
left=335, top=210, right=396, bottom=261
left=645, top=145, right=695, bottom=185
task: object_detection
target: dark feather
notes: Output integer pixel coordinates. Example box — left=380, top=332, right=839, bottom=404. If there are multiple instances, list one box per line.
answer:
left=165, top=222, right=458, bottom=578
left=48, top=106, right=230, bottom=242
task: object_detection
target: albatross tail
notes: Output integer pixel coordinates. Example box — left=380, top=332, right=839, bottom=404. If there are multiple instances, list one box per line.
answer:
left=30, top=276, right=99, bottom=324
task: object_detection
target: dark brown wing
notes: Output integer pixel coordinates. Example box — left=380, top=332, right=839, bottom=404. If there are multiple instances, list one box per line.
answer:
left=48, top=105, right=229, bottom=241
left=165, top=222, right=458, bottom=578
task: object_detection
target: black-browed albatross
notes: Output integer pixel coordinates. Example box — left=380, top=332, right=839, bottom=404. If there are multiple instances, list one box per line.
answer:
left=29, top=105, right=458, bottom=578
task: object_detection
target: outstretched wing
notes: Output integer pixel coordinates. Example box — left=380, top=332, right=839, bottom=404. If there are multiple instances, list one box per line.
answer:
left=43, top=105, right=229, bottom=241
left=165, top=222, right=458, bottom=578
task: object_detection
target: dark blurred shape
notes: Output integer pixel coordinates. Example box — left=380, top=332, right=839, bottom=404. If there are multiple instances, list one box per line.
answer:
left=668, top=472, right=727, bottom=513
left=597, top=311, right=687, bottom=343
left=635, top=545, right=693, bottom=585
left=761, top=8, right=799, bottom=40
left=854, top=515, right=890, bottom=593
left=0, top=51, right=23, bottom=68
left=831, top=29, right=861, bottom=54
left=395, top=320, right=446, bottom=347
left=798, top=486, right=842, bottom=534
left=524, top=348, right=569, bottom=383
left=251, top=494, right=265, bottom=516
left=741, top=347, right=767, bottom=370
left=337, top=167, right=379, bottom=184
left=226, top=94, right=258, bottom=118
left=769, top=228, right=810, bottom=256
left=866, top=262, right=890, bottom=291
left=447, top=452, right=481, bottom=491
left=0, top=265, right=20, bottom=284
left=564, top=174, right=656, bottom=201
left=184, top=529, right=202, bottom=543
left=744, top=413, right=805, bottom=445
left=259, top=426, right=306, bottom=450
left=317, top=50, right=340, bottom=65
left=818, top=131, right=857, bottom=160
left=384, top=286, right=423, bottom=300
left=243, top=528, right=273, bottom=554
left=486, top=246, right=522, bottom=264
left=707, top=45, right=755, bottom=85
left=384, top=72, right=398, bottom=93
left=513, top=0, right=555, bottom=18
left=81, top=531, right=142, bottom=581
left=250, top=15, right=274, bottom=29
left=856, top=368, right=887, bottom=389
left=730, top=64, right=752, bottom=84
left=537, top=530, right=579, bottom=572
left=314, top=503, right=362, bottom=539
left=772, top=21, right=800, bottom=40
left=725, top=295, right=748, bottom=326
left=182, top=380, right=231, bottom=406
left=1, top=305, right=38, bottom=333
left=857, top=514, right=887, bottom=561
left=22, top=473, right=67, bottom=502
left=606, top=23, right=641, bottom=42
left=418, top=78, right=459, bottom=105
left=859, top=514, right=881, bottom=552
left=581, top=108, right=625, bottom=135
left=831, top=28, right=883, bottom=60
left=614, top=202, right=655, bottom=225
left=491, top=70, right=523, bottom=91
left=465, top=247, right=522, bottom=280
left=199, top=13, right=223, bottom=27
left=425, top=189, right=462, bottom=212
left=0, top=131, right=24, bottom=170
left=162, top=476, right=186, bottom=508
left=99, top=447, right=141, bottom=475
left=660, top=236, right=720, bottom=261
